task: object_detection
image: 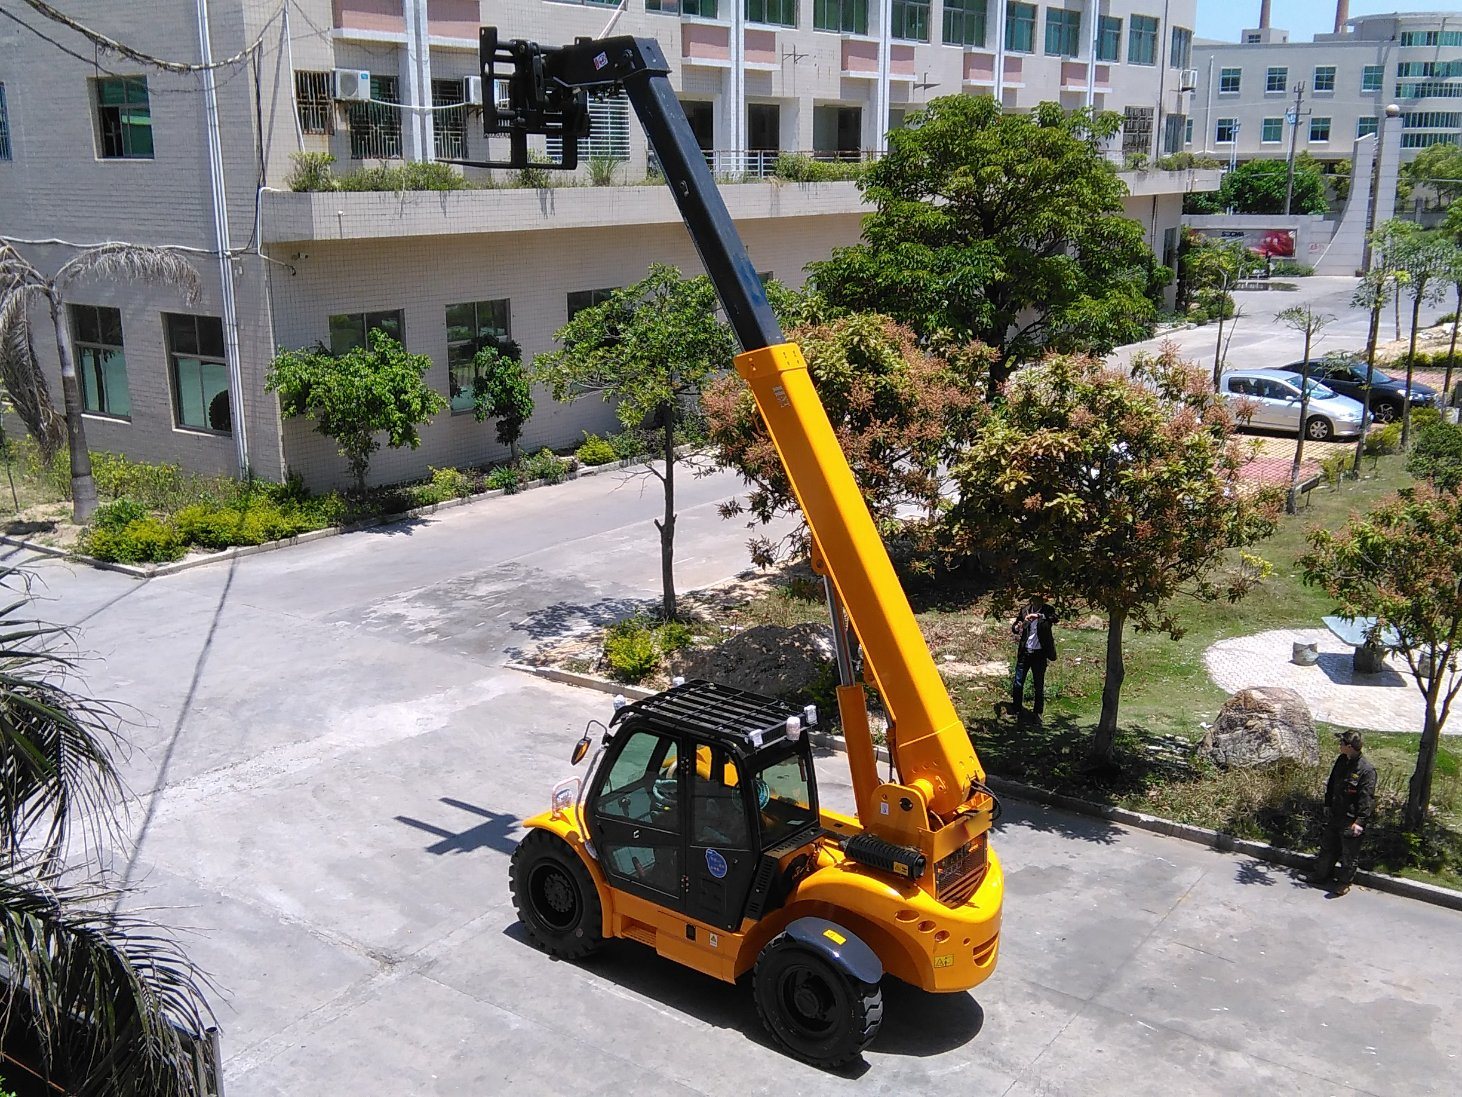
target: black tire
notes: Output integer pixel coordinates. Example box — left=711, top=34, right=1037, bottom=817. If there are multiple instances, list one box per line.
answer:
left=1372, top=401, right=1399, bottom=424
left=753, top=935, right=883, bottom=1067
left=1305, top=416, right=1334, bottom=442
left=509, top=829, right=605, bottom=960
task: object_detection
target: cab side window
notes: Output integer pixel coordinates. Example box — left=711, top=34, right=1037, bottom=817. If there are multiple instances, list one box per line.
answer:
left=691, top=747, right=749, bottom=849
left=598, top=729, right=680, bottom=828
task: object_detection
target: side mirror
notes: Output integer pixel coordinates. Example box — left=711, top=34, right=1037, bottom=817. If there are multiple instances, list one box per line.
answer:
left=571, top=734, right=591, bottom=765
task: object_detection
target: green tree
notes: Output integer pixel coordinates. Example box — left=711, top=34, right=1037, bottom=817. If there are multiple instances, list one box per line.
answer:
left=0, top=241, right=201, bottom=522
left=1183, top=236, right=1261, bottom=389
left=534, top=264, right=735, bottom=620
left=947, top=349, right=1281, bottom=767
left=0, top=566, right=215, bottom=1095
left=1408, top=415, right=1462, bottom=491
left=467, top=341, right=534, bottom=463
left=1389, top=228, right=1452, bottom=445
left=1350, top=265, right=1403, bottom=477
left=704, top=313, right=987, bottom=564
left=1404, top=141, right=1462, bottom=203
left=1277, top=305, right=1337, bottom=514
left=1440, top=242, right=1462, bottom=404
left=1186, top=158, right=1329, bottom=215
left=806, top=97, right=1161, bottom=394
left=1300, top=486, right=1462, bottom=831
left=267, top=330, right=446, bottom=492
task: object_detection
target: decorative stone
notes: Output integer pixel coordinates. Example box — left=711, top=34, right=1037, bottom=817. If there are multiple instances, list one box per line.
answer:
left=1197, top=687, right=1320, bottom=769
left=670, top=622, right=834, bottom=701
left=1291, top=641, right=1320, bottom=666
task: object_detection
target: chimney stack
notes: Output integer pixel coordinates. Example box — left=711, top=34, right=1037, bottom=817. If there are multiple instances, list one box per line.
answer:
left=1260, top=0, right=1271, bottom=29
left=1335, top=1, right=1349, bottom=34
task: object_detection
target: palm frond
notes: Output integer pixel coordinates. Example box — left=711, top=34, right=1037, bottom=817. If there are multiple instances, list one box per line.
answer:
left=54, top=246, right=202, bottom=308
left=0, top=568, right=125, bottom=866
left=0, top=862, right=217, bottom=1097
left=0, top=288, right=67, bottom=461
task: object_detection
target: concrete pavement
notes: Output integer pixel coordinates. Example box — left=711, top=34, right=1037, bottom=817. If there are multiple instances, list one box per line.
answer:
left=8, top=440, right=1457, bottom=1095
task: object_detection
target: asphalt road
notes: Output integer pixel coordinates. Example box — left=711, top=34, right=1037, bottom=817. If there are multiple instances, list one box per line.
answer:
left=10, top=429, right=1458, bottom=1095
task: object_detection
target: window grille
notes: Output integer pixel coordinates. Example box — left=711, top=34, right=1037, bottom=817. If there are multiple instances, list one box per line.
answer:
left=295, top=71, right=333, bottom=135
left=1124, top=106, right=1153, bottom=153
left=549, top=91, right=631, bottom=161
left=348, top=75, right=401, bottom=160
left=433, top=79, right=466, bottom=161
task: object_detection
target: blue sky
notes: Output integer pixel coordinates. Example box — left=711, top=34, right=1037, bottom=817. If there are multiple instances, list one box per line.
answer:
left=1195, top=2, right=1458, bottom=44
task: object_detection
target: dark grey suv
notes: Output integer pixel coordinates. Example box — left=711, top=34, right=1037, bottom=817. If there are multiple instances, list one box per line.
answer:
left=1288, top=359, right=1441, bottom=423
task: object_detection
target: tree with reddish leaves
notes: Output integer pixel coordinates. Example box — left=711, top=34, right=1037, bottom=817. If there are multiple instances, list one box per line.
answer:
left=704, top=313, right=988, bottom=566
left=1301, top=486, right=1462, bottom=831
left=947, top=346, right=1282, bottom=767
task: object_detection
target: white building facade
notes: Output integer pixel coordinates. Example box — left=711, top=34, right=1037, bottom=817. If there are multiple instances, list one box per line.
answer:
left=1191, top=10, right=1462, bottom=166
left=1, top=0, right=1211, bottom=490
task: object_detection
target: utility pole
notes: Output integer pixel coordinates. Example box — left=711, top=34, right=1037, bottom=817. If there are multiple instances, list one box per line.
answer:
left=1283, top=81, right=1309, bottom=216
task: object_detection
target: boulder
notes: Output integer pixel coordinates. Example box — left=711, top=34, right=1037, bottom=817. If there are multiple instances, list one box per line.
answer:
left=1197, top=687, right=1320, bottom=769
left=671, top=623, right=833, bottom=700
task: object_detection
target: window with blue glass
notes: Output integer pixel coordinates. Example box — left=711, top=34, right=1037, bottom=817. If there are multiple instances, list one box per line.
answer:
left=942, top=0, right=987, bottom=48
left=1096, top=16, right=1121, bottom=62
left=892, top=0, right=930, bottom=42
left=1006, top=2, right=1036, bottom=53
left=1128, top=15, right=1158, bottom=66
left=1045, top=9, right=1081, bottom=58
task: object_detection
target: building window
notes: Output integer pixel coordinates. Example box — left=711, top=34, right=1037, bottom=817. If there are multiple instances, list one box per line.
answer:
left=1215, top=117, right=1237, bottom=144
left=94, top=77, right=153, bottom=159
left=646, top=0, right=679, bottom=10
left=1162, top=113, right=1186, bottom=154
left=1005, top=2, right=1036, bottom=54
left=1357, top=116, right=1378, bottom=138
left=1128, top=15, right=1158, bottom=66
left=445, top=300, right=512, bottom=413
left=1245, top=32, right=1260, bottom=43
left=746, top=0, right=796, bottom=26
left=329, top=310, right=404, bottom=356
left=1399, top=30, right=1455, bottom=47
left=942, top=0, right=986, bottom=48
left=681, top=0, right=718, bottom=15
left=349, top=75, right=401, bottom=159
left=1261, top=117, right=1283, bottom=143
left=567, top=288, right=618, bottom=321
left=892, top=0, right=931, bottom=42
left=1309, top=117, right=1331, bottom=142
left=1169, top=27, right=1192, bottom=70
left=1397, top=61, right=1443, bottom=79
left=1184, top=117, right=1194, bottom=144
left=1096, top=16, right=1121, bottom=62
left=69, top=305, right=130, bottom=419
left=1404, top=111, right=1462, bottom=129
left=1045, top=9, right=1081, bottom=58
left=0, top=83, right=12, bottom=160
left=1398, top=81, right=1462, bottom=99
left=1362, top=65, right=1383, bottom=93
left=295, top=71, right=333, bottom=135
left=433, top=79, right=466, bottom=161
left=1402, top=132, right=1460, bottom=149
left=1265, top=67, right=1287, bottom=93
left=814, top=0, right=867, bottom=33
left=1312, top=65, right=1336, bottom=93
left=1218, top=67, right=1241, bottom=94
left=1123, top=106, right=1153, bottom=154
left=165, top=314, right=230, bottom=434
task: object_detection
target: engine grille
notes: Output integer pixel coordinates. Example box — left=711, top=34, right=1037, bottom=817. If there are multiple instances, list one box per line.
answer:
left=935, top=838, right=988, bottom=907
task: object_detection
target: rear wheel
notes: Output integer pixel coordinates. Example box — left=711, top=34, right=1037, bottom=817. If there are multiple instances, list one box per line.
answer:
left=509, top=829, right=604, bottom=960
left=753, top=934, right=883, bottom=1067
left=1372, top=401, right=1399, bottom=423
left=1305, top=416, right=1334, bottom=441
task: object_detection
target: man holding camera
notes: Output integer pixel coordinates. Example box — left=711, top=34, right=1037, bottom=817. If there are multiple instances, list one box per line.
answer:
left=998, top=595, right=1057, bottom=724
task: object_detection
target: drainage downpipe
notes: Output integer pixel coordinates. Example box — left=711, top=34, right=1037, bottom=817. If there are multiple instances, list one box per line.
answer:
left=196, top=0, right=250, bottom=475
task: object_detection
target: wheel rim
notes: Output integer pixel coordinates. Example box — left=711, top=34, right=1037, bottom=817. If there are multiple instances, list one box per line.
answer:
left=1307, top=419, right=1330, bottom=440
left=776, top=962, right=841, bottom=1042
left=528, top=861, right=580, bottom=931
left=1374, top=404, right=1396, bottom=423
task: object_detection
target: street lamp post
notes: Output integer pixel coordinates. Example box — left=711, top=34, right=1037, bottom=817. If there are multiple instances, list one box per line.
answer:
left=1360, top=103, right=1402, bottom=273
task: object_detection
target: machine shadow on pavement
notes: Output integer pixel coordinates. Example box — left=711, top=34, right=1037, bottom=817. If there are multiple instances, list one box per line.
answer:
left=500, top=923, right=985, bottom=1072
left=395, top=799, right=522, bottom=856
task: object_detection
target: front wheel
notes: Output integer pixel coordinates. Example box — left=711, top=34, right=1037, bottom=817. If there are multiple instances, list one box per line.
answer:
left=509, top=829, right=605, bottom=960
left=1371, top=401, right=1399, bottom=423
left=753, top=935, right=883, bottom=1067
left=1305, top=416, right=1334, bottom=441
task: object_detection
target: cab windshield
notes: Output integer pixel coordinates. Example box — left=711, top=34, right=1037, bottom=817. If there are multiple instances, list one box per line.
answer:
left=755, top=752, right=816, bottom=848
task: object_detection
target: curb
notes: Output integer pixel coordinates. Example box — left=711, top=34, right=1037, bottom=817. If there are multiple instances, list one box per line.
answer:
left=507, top=661, right=1462, bottom=912
left=0, top=453, right=687, bottom=580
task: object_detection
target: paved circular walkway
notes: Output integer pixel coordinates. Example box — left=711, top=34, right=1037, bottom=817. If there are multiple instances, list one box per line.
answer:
left=1204, top=628, right=1441, bottom=734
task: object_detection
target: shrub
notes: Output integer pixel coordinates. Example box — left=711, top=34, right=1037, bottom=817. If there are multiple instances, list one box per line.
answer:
left=173, top=499, right=310, bottom=549
left=1320, top=451, right=1352, bottom=490
left=90, top=453, right=233, bottom=511
left=520, top=448, right=568, bottom=485
left=90, top=497, right=147, bottom=532
left=1269, top=259, right=1314, bottom=277
left=604, top=627, right=659, bottom=682
left=287, top=152, right=336, bottom=192
left=1364, top=422, right=1403, bottom=457
left=516, top=152, right=553, bottom=189
left=588, top=156, right=623, bottom=186
left=1409, top=417, right=1462, bottom=490
left=81, top=517, right=186, bottom=564
left=772, top=153, right=863, bottom=183
left=610, top=428, right=650, bottom=460
left=1154, top=152, right=1223, bottom=171
left=335, top=161, right=467, bottom=192
left=576, top=433, right=618, bottom=466
left=416, top=466, right=475, bottom=504
left=486, top=465, right=521, bottom=493
left=657, top=619, right=693, bottom=652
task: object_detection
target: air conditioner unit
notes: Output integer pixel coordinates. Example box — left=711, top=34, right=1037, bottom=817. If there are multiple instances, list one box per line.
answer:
left=332, top=69, right=372, bottom=102
left=465, top=75, right=483, bottom=106
left=1179, top=68, right=1199, bottom=93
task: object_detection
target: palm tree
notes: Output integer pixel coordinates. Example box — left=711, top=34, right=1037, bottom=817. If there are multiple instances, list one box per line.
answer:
left=0, top=241, right=202, bottom=522
left=0, top=564, right=216, bottom=1095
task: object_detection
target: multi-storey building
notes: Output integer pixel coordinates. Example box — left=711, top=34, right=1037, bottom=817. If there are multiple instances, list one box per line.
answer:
left=1, top=1, right=1211, bottom=489
left=1191, top=10, right=1462, bottom=167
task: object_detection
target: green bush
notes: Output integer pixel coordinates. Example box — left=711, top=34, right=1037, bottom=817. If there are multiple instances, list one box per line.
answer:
left=1269, top=259, right=1314, bottom=277
left=1409, top=417, right=1462, bottom=490
left=486, top=466, right=521, bottom=493
left=81, top=517, right=186, bottom=564
left=588, top=156, right=623, bottom=186
left=414, top=466, right=476, bottom=505
left=173, top=498, right=310, bottom=550
left=287, top=151, right=337, bottom=192
left=516, top=152, right=553, bottom=189
left=576, top=433, right=618, bottom=466
left=1320, top=451, right=1352, bottom=490
left=657, top=619, right=693, bottom=652
left=520, top=448, right=568, bottom=485
left=90, top=497, right=147, bottom=532
left=772, top=153, right=864, bottom=183
left=1154, top=152, right=1223, bottom=171
left=90, top=453, right=233, bottom=511
left=610, top=428, right=650, bottom=460
left=603, top=618, right=661, bottom=682
left=335, top=161, right=467, bottom=192
left=1364, top=422, right=1403, bottom=457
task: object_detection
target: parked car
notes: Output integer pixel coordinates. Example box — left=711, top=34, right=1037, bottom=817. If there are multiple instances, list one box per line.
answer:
left=1286, top=359, right=1440, bottom=422
left=1219, top=368, right=1367, bottom=441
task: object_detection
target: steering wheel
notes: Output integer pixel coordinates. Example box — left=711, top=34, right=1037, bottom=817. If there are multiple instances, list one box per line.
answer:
left=649, top=776, right=678, bottom=810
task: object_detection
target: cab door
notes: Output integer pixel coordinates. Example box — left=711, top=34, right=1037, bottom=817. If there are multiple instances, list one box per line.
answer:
left=587, top=725, right=686, bottom=910
left=684, top=743, right=758, bottom=931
